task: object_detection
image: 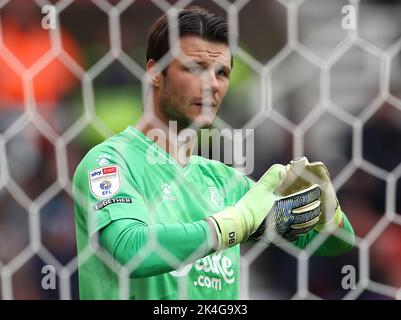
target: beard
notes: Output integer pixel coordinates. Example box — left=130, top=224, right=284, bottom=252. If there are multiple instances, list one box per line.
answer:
left=159, top=96, right=192, bottom=130
left=159, top=90, right=217, bottom=131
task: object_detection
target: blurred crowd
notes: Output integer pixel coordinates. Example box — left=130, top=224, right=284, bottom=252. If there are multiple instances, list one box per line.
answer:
left=0, top=0, right=400, bottom=300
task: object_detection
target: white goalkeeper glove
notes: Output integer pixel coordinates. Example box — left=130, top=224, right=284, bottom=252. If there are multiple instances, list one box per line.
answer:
left=206, top=164, right=322, bottom=249
left=275, top=156, right=343, bottom=233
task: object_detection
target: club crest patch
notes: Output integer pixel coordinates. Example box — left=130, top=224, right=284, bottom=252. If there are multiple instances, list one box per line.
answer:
left=89, top=165, right=121, bottom=199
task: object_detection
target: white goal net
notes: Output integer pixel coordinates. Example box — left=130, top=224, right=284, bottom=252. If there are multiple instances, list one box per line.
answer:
left=0, top=0, right=401, bottom=300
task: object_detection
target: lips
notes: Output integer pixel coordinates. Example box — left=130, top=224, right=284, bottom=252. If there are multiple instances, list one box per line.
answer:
left=193, top=100, right=217, bottom=108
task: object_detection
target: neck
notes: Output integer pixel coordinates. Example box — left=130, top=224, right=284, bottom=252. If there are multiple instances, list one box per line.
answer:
left=135, top=115, right=197, bottom=168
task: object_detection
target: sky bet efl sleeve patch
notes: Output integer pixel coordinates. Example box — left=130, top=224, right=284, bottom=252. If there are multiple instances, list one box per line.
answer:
left=89, top=165, right=121, bottom=199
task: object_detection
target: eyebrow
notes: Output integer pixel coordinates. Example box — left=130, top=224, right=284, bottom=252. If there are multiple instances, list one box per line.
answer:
left=192, top=60, right=231, bottom=74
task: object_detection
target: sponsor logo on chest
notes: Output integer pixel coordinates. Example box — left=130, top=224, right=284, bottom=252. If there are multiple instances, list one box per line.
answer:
left=170, top=252, right=235, bottom=291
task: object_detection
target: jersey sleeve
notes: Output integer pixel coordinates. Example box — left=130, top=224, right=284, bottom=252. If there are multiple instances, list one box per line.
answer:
left=99, top=218, right=215, bottom=278
left=222, top=165, right=255, bottom=201
left=72, top=147, right=150, bottom=238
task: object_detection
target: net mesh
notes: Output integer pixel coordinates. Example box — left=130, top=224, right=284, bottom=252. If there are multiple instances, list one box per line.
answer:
left=0, top=0, right=401, bottom=300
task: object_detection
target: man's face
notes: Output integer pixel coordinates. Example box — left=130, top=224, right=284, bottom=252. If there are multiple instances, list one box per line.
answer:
left=157, top=35, right=231, bottom=129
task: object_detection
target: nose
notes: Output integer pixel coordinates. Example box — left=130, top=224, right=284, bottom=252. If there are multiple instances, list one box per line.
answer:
left=203, top=69, right=219, bottom=95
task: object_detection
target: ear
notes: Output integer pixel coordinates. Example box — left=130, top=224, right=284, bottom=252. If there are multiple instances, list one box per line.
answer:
left=147, top=59, right=162, bottom=88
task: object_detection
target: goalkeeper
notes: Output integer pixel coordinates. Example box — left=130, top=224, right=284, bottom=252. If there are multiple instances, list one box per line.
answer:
left=72, top=6, right=355, bottom=300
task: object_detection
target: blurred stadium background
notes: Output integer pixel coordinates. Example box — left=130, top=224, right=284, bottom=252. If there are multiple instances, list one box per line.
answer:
left=0, top=0, right=401, bottom=300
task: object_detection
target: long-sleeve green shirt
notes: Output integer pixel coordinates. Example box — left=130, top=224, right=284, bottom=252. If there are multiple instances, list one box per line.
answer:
left=73, top=127, right=355, bottom=300
left=100, top=211, right=354, bottom=279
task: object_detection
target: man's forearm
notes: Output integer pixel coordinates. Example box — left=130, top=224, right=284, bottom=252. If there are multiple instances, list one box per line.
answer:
left=99, top=218, right=216, bottom=278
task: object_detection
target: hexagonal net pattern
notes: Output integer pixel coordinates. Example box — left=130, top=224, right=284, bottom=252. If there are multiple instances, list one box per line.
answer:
left=0, top=0, right=401, bottom=300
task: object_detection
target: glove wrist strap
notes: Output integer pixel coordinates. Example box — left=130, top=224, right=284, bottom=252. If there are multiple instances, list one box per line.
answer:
left=206, top=207, right=245, bottom=250
left=314, top=206, right=343, bottom=233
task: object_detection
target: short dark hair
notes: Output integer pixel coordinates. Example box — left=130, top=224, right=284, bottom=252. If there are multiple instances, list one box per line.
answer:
left=146, top=6, right=232, bottom=70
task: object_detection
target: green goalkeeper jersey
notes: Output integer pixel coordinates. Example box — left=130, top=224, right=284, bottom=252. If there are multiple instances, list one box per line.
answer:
left=73, top=126, right=355, bottom=300
left=73, top=126, right=252, bottom=299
